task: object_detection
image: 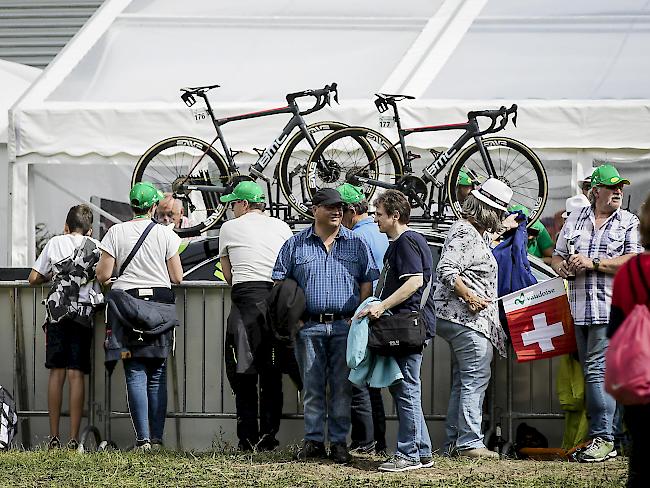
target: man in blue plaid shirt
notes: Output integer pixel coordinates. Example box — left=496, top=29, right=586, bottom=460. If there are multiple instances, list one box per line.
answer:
left=552, top=164, right=642, bottom=463
left=272, top=188, right=378, bottom=464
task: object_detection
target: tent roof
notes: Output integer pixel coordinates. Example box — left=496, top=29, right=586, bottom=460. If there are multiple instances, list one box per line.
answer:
left=422, top=0, right=650, bottom=100
left=11, top=0, right=650, bottom=163
left=0, top=60, right=41, bottom=143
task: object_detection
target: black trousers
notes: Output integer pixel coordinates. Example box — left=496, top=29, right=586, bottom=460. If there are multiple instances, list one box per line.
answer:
left=350, top=385, right=386, bottom=451
left=230, top=281, right=283, bottom=450
left=625, top=404, right=650, bottom=488
left=234, top=363, right=283, bottom=450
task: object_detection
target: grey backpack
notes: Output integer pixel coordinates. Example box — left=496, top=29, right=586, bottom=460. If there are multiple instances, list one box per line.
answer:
left=0, top=385, right=18, bottom=450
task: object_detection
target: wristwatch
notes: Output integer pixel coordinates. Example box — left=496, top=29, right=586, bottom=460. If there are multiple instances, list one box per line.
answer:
left=592, top=257, right=601, bottom=272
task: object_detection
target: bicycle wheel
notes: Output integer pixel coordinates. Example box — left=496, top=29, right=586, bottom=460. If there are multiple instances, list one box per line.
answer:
left=305, top=127, right=403, bottom=204
left=132, top=136, right=231, bottom=237
left=277, top=121, right=348, bottom=219
left=446, top=137, right=547, bottom=227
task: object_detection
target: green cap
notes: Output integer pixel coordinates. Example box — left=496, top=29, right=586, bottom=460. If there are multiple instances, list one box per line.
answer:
left=336, top=183, right=365, bottom=204
left=508, top=203, right=530, bottom=217
left=457, top=170, right=476, bottom=186
left=590, top=164, right=630, bottom=188
left=220, top=180, right=265, bottom=203
left=130, top=181, right=164, bottom=210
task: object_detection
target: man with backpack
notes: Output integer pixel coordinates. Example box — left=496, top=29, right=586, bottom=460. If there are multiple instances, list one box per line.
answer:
left=552, top=164, right=642, bottom=462
left=29, top=205, right=101, bottom=449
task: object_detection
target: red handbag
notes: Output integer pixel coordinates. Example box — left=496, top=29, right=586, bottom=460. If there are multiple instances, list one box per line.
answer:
left=605, top=256, right=650, bottom=405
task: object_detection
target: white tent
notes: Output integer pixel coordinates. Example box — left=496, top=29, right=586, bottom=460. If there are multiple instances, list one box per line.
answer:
left=9, top=0, right=650, bottom=265
left=1, top=59, right=41, bottom=266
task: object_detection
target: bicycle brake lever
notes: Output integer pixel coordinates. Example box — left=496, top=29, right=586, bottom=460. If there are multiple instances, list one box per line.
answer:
left=512, top=111, right=518, bottom=127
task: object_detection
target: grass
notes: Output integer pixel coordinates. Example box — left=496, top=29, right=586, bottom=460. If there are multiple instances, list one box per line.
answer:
left=0, top=447, right=627, bottom=488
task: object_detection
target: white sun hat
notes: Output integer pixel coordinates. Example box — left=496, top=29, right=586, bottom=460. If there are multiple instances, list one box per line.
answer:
left=577, top=167, right=596, bottom=184
left=471, top=178, right=513, bottom=211
left=562, top=193, right=590, bottom=219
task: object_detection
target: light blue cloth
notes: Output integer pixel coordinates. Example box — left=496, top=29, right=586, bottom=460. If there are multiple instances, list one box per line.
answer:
left=352, top=217, right=389, bottom=270
left=347, top=297, right=403, bottom=388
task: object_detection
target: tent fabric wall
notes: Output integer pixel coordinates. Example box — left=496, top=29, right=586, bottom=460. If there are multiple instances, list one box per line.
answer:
left=1, top=60, right=41, bottom=266
left=8, top=0, right=650, bottom=266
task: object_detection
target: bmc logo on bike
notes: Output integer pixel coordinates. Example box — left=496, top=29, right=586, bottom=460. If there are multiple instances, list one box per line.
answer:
left=258, top=133, right=289, bottom=168
left=178, top=139, right=205, bottom=149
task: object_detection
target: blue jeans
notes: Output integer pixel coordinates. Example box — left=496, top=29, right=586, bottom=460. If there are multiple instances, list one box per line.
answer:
left=388, top=352, right=432, bottom=461
left=436, top=318, right=493, bottom=451
left=575, top=324, right=616, bottom=442
left=124, top=358, right=167, bottom=443
left=295, top=320, right=351, bottom=444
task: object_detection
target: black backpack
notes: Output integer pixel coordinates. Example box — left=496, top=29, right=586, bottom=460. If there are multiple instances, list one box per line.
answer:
left=0, top=385, right=18, bottom=451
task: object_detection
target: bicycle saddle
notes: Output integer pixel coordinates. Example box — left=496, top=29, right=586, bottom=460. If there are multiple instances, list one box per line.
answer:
left=374, top=93, right=415, bottom=113
left=180, top=84, right=221, bottom=94
left=375, top=93, right=416, bottom=102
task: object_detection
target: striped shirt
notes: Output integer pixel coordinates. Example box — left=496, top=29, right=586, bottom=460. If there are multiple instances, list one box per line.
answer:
left=554, top=206, right=641, bottom=326
left=272, top=225, right=379, bottom=315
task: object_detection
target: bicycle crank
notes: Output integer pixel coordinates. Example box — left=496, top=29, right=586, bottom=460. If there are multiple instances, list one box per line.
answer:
left=396, top=175, right=428, bottom=209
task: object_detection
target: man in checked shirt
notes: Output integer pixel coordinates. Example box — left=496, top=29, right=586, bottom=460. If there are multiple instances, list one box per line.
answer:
left=552, top=164, right=642, bottom=463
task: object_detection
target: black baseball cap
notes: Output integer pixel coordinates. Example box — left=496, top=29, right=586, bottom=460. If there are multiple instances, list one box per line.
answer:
left=312, top=188, right=344, bottom=206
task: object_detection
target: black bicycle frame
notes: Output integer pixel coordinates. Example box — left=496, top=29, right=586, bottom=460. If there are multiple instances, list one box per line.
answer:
left=392, top=104, right=498, bottom=185
left=199, top=94, right=317, bottom=175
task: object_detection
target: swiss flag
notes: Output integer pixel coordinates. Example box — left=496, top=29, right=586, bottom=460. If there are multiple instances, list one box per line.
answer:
left=501, top=277, right=577, bottom=362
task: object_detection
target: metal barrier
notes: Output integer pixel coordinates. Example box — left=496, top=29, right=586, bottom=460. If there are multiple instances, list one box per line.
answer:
left=0, top=281, right=565, bottom=451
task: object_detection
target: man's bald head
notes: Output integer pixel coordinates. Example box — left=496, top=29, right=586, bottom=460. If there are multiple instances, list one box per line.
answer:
left=156, top=194, right=184, bottom=228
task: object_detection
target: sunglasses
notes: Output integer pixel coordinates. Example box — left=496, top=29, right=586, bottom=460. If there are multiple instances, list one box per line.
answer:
left=597, top=183, right=625, bottom=191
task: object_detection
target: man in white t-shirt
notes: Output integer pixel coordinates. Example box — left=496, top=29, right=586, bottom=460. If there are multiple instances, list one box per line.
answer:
left=219, top=180, right=293, bottom=451
left=29, top=205, right=100, bottom=450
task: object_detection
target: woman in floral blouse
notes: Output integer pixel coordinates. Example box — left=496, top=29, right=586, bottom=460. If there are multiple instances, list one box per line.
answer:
left=433, top=178, right=513, bottom=459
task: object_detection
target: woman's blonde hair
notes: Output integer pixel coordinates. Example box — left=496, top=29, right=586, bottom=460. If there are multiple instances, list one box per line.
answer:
left=461, top=194, right=503, bottom=233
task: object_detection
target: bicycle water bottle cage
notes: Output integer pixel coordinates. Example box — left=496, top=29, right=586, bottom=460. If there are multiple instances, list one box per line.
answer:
left=181, top=92, right=196, bottom=107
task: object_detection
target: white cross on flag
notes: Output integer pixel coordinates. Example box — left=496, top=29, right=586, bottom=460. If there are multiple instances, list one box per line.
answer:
left=501, top=277, right=577, bottom=362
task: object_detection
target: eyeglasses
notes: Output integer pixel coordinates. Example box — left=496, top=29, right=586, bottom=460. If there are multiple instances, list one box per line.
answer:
left=230, top=200, right=244, bottom=208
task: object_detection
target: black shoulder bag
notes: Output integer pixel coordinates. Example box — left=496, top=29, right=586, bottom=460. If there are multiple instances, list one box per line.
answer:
left=367, top=234, right=431, bottom=357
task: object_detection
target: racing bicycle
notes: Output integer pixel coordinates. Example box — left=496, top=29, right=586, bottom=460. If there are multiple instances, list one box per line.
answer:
left=305, top=94, right=548, bottom=227
left=131, top=83, right=344, bottom=237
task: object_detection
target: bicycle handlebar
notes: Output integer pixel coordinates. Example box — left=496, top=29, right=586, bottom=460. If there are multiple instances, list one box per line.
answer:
left=286, top=83, right=339, bottom=116
left=467, top=104, right=518, bottom=136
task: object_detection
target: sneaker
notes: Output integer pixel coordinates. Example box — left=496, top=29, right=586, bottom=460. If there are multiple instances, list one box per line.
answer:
left=66, top=439, right=79, bottom=451
left=329, top=443, right=352, bottom=464
left=133, top=440, right=152, bottom=452
left=257, top=435, right=280, bottom=452
left=378, top=456, right=422, bottom=472
left=458, top=447, right=500, bottom=459
left=151, top=439, right=164, bottom=451
left=350, top=441, right=376, bottom=454
left=48, top=436, right=61, bottom=450
left=296, top=440, right=326, bottom=460
left=420, top=456, right=434, bottom=468
left=575, top=437, right=617, bottom=463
